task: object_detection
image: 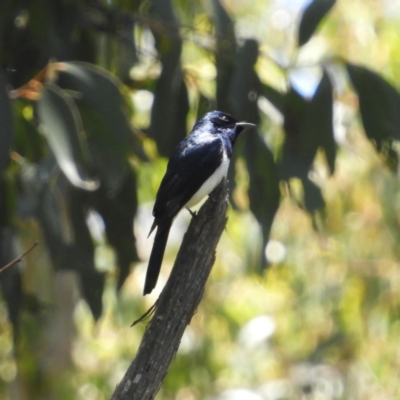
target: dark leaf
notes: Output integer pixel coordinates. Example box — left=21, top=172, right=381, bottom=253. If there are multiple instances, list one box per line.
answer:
left=79, top=268, right=105, bottom=320
left=13, top=100, right=45, bottom=163
left=281, top=72, right=336, bottom=180
left=56, top=61, right=141, bottom=191
left=148, top=0, right=189, bottom=157
left=229, top=39, right=260, bottom=124
left=227, top=39, right=260, bottom=209
left=196, top=93, right=215, bottom=120
left=0, top=71, right=13, bottom=173
left=305, top=70, right=336, bottom=174
left=69, top=190, right=95, bottom=269
left=301, top=177, right=325, bottom=212
left=298, top=0, right=336, bottom=47
left=212, top=0, right=237, bottom=113
left=35, top=168, right=71, bottom=268
left=245, top=131, right=280, bottom=270
left=0, top=228, right=22, bottom=335
left=261, top=84, right=285, bottom=114
left=115, top=21, right=138, bottom=84
left=88, top=168, right=139, bottom=289
left=79, top=105, right=130, bottom=195
left=346, top=63, right=400, bottom=150
left=35, top=170, right=104, bottom=320
left=37, top=83, right=98, bottom=190
left=280, top=88, right=312, bottom=179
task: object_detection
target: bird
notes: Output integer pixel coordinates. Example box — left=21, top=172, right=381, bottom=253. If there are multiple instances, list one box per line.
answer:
left=144, top=110, right=255, bottom=295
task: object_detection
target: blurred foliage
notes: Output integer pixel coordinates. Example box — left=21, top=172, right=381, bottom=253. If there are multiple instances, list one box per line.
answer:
left=1, top=0, right=400, bottom=399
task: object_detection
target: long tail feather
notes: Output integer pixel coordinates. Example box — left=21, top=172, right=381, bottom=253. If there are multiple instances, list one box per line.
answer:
left=143, top=220, right=172, bottom=295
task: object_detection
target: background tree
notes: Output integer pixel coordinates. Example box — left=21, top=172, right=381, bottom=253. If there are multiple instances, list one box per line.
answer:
left=1, top=0, right=400, bottom=399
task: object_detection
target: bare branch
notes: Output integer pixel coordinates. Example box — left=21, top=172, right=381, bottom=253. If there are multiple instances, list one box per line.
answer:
left=0, top=242, right=38, bottom=274
left=110, top=180, right=229, bottom=400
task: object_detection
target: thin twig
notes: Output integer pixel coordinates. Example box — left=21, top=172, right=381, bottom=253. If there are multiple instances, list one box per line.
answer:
left=0, top=242, right=39, bottom=274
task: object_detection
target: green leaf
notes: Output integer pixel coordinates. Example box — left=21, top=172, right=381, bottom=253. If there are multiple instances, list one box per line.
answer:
left=88, top=169, right=139, bottom=289
left=227, top=39, right=260, bottom=209
left=0, top=71, right=13, bottom=174
left=301, top=177, right=325, bottom=212
left=281, top=72, right=336, bottom=179
left=79, top=268, right=105, bottom=320
left=346, top=63, right=400, bottom=150
left=261, top=84, right=285, bottom=114
left=280, top=88, right=312, bottom=179
left=69, top=189, right=104, bottom=320
left=35, top=169, right=72, bottom=267
left=298, top=0, right=336, bottom=47
left=245, top=132, right=280, bottom=269
left=229, top=39, right=260, bottom=124
left=212, top=0, right=237, bottom=113
left=305, top=70, right=336, bottom=174
left=56, top=61, right=139, bottom=192
left=148, top=0, right=189, bottom=157
left=37, top=83, right=98, bottom=190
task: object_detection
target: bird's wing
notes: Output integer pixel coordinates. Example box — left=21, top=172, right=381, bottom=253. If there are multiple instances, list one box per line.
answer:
left=153, top=137, right=224, bottom=220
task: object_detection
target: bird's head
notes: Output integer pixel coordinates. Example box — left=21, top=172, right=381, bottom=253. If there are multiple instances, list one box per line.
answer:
left=197, top=111, right=255, bottom=143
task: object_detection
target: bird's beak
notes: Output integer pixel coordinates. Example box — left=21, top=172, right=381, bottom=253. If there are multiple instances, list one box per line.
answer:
left=235, top=121, right=256, bottom=131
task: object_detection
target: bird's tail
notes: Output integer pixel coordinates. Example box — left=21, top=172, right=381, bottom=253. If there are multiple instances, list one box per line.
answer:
left=143, top=221, right=172, bottom=295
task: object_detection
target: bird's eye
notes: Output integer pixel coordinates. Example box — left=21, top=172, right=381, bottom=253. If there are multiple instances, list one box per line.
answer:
left=220, top=115, right=228, bottom=121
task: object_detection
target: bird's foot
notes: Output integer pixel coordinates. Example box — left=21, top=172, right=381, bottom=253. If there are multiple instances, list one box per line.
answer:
left=187, top=208, right=197, bottom=218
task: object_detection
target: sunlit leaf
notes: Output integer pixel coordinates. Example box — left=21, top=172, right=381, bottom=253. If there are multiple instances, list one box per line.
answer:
left=37, top=83, right=98, bottom=190
left=346, top=63, right=400, bottom=150
left=56, top=61, right=140, bottom=192
left=0, top=71, right=13, bottom=173
left=298, top=0, right=336, bottom=47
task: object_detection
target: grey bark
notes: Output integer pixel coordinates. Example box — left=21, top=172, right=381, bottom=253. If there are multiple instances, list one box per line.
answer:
left=110, top=179, right=229, bottom=400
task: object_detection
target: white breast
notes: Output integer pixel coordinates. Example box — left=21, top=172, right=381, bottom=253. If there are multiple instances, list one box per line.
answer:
left=185, top=153, right=229, bottom=209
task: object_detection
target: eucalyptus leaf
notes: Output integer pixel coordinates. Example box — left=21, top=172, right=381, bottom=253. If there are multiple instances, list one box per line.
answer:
left=302, top=177, right=325, bottom=212
left=56, top=61, right=140, bottom=192
left=280, top=88, right=311, bottom=179
left=212, top=0, right=237, bottom=113
left=88, top=169, right=139, bottom=289
left=305, top=70, right=336, bottom=174
left=261, top=84, right=285, bottom=114
left=347, top=63, right=400, bottom=150
left=227, top=39, right=260, bottom=209
left=298, top=0, right=336, bottom=47
left=245, top=132, right=280, bottom=269
left=37, top=83, right=98, bottom=190
left=148, top=0, right=189, bottom=157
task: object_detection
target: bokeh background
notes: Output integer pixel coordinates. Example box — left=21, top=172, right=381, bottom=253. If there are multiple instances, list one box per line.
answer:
left=2, top=0, right=400, bottom=399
